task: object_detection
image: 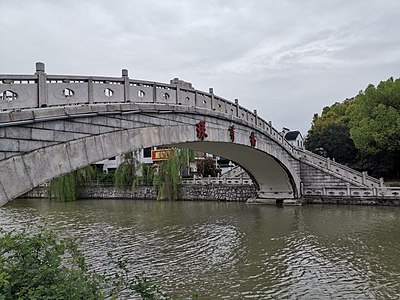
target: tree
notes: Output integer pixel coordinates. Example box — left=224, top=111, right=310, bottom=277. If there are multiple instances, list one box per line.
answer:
left=347, top=78, right=400, bottom=178
left=153, top=149, right=194, bottom=201
left=114, top=152, right=140, bottom=190
left=304, top=123, right=359, bottom=165
left=49, top=166, right=95, bottom=202
left=0, top=226, right=103, bottom=299
left=196, top=157, right=219, bottom=177
left=306, top=77, right=400, bottom=179
left=140, top=163, right=155, bottom=185
left=0, top=226, right=171, bottom=299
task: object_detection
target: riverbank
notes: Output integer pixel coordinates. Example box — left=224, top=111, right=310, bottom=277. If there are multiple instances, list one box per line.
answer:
left=21, top=185, right=400, bottom=206
left=23, top=184, right=258, bottom=202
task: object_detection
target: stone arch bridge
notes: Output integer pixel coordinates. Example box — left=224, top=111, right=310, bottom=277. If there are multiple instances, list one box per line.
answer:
left=0, top=63, right=384, bottom=206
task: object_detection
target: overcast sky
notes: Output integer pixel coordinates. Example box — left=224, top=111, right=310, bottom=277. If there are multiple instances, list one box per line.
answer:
left=1, top=0, right=400, bottom=134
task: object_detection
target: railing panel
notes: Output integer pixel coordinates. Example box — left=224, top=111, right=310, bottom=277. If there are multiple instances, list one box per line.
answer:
left=129, top=85, right=154, bottom=103
left=48, top=83, right=88, bottom=106
left=225, top=101, right=236, bottom=117
left=178, top=90, right=196, bottom=106
left=213, top=97, right=227, bottom=113
left=93, top=83, right=124, bottom=103
left=237, top=106, right=248, bottom=121
left=196, top=93, right=212, bottom=109
left=0, top=84, right=38, bottom=110
left=258, top=119, right=267, bottom=130
left=155, top=86, right=177, bottom=104
left=247, top=110, right=256, bottom=124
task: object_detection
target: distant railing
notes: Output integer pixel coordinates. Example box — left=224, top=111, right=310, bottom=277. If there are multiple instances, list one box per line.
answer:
left=88, top=177, right=254, bottom=186
left=220, top=166, right=247, bottom=178
left=303, top=186, right=400, bottom=198
left=0, top=62, right=381, bottom=187
left=180, top=177, right=253, bottom=185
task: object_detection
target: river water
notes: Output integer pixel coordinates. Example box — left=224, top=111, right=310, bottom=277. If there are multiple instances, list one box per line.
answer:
left=1, top=198, right=400, bottom=299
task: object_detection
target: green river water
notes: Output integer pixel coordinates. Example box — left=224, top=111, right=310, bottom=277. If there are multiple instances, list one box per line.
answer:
left=1, top=199, right=399, bottom=299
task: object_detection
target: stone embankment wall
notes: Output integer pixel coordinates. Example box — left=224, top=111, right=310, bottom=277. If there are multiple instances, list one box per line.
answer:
left=22, top=185, right=400, bottom=205
left=304, top=196, right=400, bottom=206
left=23, top=185, right=258, bottom=202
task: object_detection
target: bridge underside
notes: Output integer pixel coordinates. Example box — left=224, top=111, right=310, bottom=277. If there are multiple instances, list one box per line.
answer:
left=173, top=142, right=296, bottom=199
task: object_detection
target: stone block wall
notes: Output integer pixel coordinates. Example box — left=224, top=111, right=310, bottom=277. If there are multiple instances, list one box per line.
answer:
left=304, top=195, right=400, bottom=206
left=300, top=162, right=360, bottom=188
left=22, top=184, right=257, bottom=202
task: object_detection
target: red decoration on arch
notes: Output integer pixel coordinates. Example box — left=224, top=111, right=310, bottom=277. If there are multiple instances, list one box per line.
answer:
left=196, top=120, right=208, bottom=141
left=228, top=125, right=235, bottom=142
left=249, top=132, right=256, bottom=147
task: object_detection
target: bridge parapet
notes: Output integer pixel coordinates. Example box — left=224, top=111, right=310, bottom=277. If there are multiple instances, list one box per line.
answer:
left=0, top=63, right=300, bottom=155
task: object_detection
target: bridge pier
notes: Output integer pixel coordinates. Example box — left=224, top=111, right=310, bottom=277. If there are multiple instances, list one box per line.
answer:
left=246, top=190, right=303, bottom=206
left=246, top=197, right=303, bottom=206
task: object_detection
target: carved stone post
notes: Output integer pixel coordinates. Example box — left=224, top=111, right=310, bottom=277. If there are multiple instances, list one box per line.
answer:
left=35, top=62, right=48, bottom=108
left=122, top=69, right=130, bottom=102
left=234, top=98, right=239, bottom=117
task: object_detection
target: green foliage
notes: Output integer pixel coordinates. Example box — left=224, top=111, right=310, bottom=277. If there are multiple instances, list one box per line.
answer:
left=311, top=100, right=352, bottom=133
left=304, top=123, right=359, bottom=165
left=306, top=77, right=400, bottom=178
left=115, top=152, right=139, bottom=189
left=0, top=226, right=103, bottom=299
left=0, top=226, right=172, bottom=300
left=153, top=152, right=180, bottom=201
left=131, top=273, right=169, bottom=300
left=153, top=149, right=194, bottom=201
left=95, top=170, right=115, bottom=184
left=348, top=78, right=400, bottom=154
left=49, top=166, right=95, bottom=202
left=196, top=157, right=219, bottom=177
left=141, top=163, right=155, bottom=186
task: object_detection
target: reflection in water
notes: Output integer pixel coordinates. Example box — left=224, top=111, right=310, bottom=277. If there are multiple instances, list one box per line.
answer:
left=1, top=199, right=400, bottom=299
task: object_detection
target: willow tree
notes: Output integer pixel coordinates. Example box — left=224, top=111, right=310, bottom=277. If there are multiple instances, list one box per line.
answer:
left=153, top=149, right=194, bottom=201
left=114, top=152, right=140, bottom=191
left=49, top=166, right=95, bottom=202
left=141, top=163, right=155, bottom=185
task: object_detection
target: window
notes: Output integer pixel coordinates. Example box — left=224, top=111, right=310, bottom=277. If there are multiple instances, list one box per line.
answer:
left=143, top=147, right=152, bottom=158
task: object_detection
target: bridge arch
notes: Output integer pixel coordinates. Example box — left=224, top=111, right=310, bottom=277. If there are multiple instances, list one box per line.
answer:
left=0, top=122, right=301, bottom=206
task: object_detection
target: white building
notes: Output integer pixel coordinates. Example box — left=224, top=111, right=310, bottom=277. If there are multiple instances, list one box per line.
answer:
left=281, top=128, right=304, bottom=149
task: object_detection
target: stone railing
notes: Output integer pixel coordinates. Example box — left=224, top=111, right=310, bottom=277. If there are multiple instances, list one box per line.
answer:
left=220, top=166, right=248, bottom=178
left=0, top=63, right=298, bottom=157
left=298, top=149, right=381, bottom=187
left=303, top=186, right=400, bottom=198
left=181, top=177, right=253, bottom=185
left=0, top=62, right=381, bottom=187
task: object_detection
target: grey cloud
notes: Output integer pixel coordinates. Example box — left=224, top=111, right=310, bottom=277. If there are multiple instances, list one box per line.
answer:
left=1, top=0, right=400, bottom=134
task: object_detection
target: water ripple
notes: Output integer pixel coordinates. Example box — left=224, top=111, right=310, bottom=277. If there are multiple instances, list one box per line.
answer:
left=1, top=200, right=400, bottom=299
